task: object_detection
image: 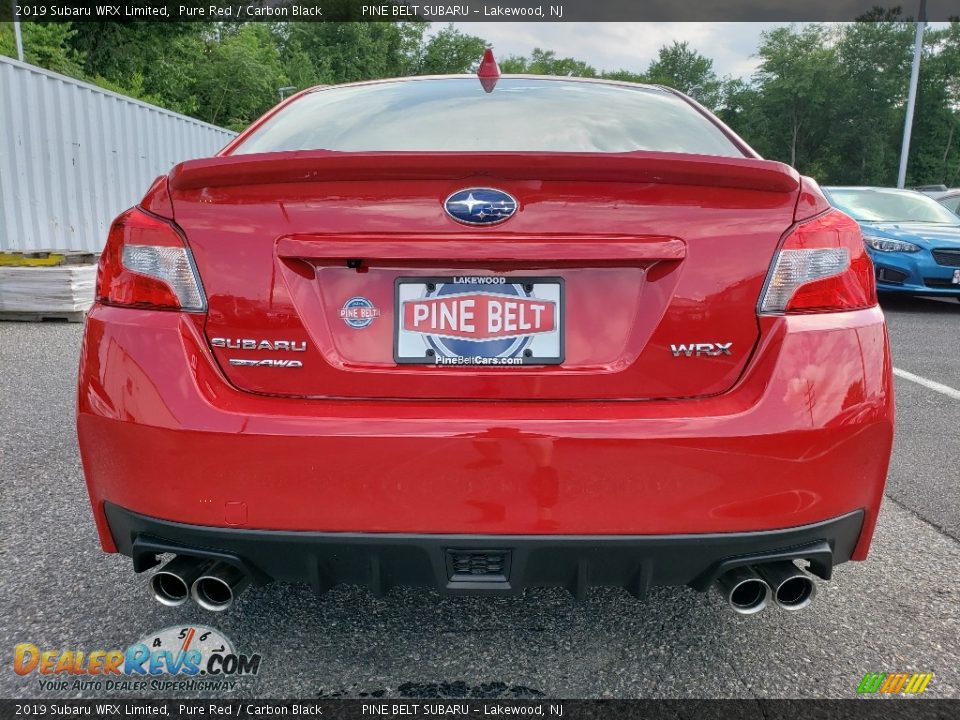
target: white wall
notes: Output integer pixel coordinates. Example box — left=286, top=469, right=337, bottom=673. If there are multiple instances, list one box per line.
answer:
left=0, top=57, right=236, bottom=253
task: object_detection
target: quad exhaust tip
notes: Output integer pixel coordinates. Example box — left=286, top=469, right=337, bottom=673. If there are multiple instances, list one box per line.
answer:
left=152, top=555, right=815, bottom=614
left=756, top=561, right=817, bottom=611
left=715, top=565, right=770, bottom=615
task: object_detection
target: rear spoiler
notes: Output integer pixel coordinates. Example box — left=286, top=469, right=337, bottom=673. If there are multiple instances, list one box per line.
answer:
left=168, top=150, right=800, bottom=194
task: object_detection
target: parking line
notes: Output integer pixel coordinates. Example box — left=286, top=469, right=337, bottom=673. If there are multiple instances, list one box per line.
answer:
left=893, top=367, right=960, bottom=401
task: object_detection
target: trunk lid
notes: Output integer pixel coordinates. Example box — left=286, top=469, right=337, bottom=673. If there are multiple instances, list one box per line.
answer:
left=168, top=151, right=800, bottom=401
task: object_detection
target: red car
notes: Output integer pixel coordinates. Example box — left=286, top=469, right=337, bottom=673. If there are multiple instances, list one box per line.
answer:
left=77, top=64, right=894, bottom=615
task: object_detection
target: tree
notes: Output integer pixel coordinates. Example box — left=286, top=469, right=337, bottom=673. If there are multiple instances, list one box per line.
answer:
left=281, top=22, right=427, bottom=85
left=600, top=69, right=648, bottom=84
left=58, top=22, right=212, bottom=116
left=833, top=19, right=915, bottom=185
left=715, top=78, right=763, bottom=144
left=499, top=49, right=597, bottom=77
left=1, top=22, right=85, bottom=77
left=67, top=22, right=208, bottom=85
left=645, top=41, right=722, bottom=108
left=191, top=24, right=288, bottom=129
left=935, top=21, right=960, bottom=185
left=0, top=23, right=15, bottom=58
left=748, top=25, right=843, bottom=176
left=417, top=24, right=487, bottom=74
left=909, top=21, right=960, bottom=185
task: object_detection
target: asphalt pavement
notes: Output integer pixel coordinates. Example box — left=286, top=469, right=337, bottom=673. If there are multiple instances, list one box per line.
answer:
left=0, top=295, right=958, bottom=699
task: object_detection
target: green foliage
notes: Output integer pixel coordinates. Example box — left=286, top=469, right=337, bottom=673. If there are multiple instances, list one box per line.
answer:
left=0, top=23, right=15, bottom=58
left=417, top=24, right=487, bottom=74
left=500, top=48, right=597, bottom=77
left=3, top=22, right=86, bottom=77
left=747, top=25, right=843, bottom=175
left=191, top=24, right=288, bottom=129
left=914, top=22, right=960, bottom=186
left=281, top=22, right=426, bottom=85
left=645, top=41, right=722, bottom=108
left=733, top=21, right=960, bottom=186
left=826, top=20, right=914, bottom=183
left=1, top=19, right=957, bottom=186
left=599, top=69, right=648, bottom=83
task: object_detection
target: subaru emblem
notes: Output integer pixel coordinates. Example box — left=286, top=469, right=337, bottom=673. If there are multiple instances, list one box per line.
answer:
left=444, top=188, right=518, bottom=226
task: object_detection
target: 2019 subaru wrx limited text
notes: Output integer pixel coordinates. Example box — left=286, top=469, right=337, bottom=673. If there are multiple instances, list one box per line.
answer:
left=77, top=67, right=894, bottom=615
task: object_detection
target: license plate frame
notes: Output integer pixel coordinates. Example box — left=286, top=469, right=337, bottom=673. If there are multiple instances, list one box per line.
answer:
left=394, top=276, right=564, bottom=366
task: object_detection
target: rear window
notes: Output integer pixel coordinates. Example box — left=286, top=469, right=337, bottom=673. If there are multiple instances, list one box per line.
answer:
left=232, top=77, right=744, bottom=157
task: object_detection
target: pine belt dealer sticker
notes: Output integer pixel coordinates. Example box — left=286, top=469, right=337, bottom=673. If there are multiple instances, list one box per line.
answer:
left=13, top=625, right=262, bottom=693
left=340, top=296, right=382, bottom=329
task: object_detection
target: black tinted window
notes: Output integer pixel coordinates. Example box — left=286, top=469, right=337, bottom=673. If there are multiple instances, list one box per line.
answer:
left=233, top=78, right=743, bottom=157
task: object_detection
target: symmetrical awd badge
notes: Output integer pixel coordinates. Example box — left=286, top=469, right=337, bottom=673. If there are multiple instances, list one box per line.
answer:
left=211, top=337, right=306, bottom=369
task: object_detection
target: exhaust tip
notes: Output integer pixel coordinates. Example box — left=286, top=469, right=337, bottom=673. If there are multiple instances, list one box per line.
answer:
left=774, top=575, right=816, bottom=610
left=728, top=578, right=770, bottom=614
left=190, top=562, right=249, bottom=612
left=192, top=576, right=235, bottom=612
left=150, top=571, right=190, bottom=607
left=756, top=561, right=817, bottom=611
left=715, top=566, right=770, bottom=615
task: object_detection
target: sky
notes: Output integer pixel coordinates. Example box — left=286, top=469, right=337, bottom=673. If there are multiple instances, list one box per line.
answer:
left=448, top=22, right=784, bottom=79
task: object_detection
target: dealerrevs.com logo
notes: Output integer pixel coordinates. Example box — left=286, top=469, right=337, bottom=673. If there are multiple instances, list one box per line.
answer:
left=14, top=625, right=262, bottom=693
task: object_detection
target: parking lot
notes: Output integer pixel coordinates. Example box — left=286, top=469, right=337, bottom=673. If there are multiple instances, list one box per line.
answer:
left=1, top=295, right=957, bottom=699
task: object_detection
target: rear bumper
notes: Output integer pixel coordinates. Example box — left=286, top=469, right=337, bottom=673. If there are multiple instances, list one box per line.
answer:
left=78, top=304, right=894, bottom=563
left=105, top=503, right=863, bottom=597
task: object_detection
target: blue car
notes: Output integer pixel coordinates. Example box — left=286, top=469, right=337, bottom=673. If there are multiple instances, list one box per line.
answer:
left=823, top=186, right=960, bottom=301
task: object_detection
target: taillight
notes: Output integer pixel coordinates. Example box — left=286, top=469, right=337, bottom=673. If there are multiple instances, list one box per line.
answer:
left=759, top=209, right=876, bottom=314
left=96, top=208, right=206, bottom=312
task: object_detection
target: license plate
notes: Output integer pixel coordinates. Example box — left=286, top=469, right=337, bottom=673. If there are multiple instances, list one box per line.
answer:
left=954, top=269, right=960, bottom=285
left=395, top=276, right=564, bottom=366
